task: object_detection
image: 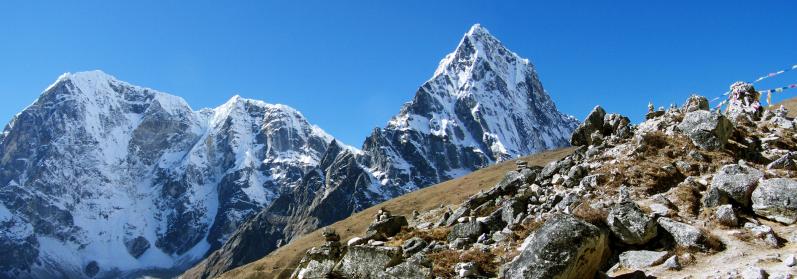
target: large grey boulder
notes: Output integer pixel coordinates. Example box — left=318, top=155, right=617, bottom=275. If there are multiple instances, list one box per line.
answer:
left=606, top=201, right=658, bottom=245
left=333, top=246, right=403, bottom=278
left=447, top=221, right=484, bottom=242
left=502, top=214, right=609, bottom=279
left=657, top=218, right=708, bottom=250
left=677, top=110, right=733, bottom=151
left=752, top=178, right=797, bottom=224
left=709, top=164, right=764, bottom=207
left=618, top=250, right=670, bottom=269
left=715, top=205, right=739, bottom=227
left=571, top=106, right=607, bottom=146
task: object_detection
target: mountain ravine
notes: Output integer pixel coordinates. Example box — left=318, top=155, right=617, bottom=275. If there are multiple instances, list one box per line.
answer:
left=183, top=24, right=578, bottom=279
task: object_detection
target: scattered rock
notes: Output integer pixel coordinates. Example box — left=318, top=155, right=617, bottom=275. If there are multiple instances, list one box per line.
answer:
left=715, top=204, right=739, bottom=227
left=785, top=254, right=796, bottom=267
left=682, top=95, right=709, bottom=112
left=503, top=214, right=609, bottom=279
left=448, top=221, right=484, bottom=243
left=740, top=266, right=768, bottom=279
left=455, top=262, right=478, bottom=278
left=347, top=237, right=366, bottom=246
left=751, top=178, right=797, bottom=224
left=606, top=201, right=658, bottom=245
left=571, top=106, right=607, bottom=146
left=767, top=153, right=797, bottom=170
left=365, top=210, right=408, bottom=240
left=709, top=164, right=764, bottom=207
left=677, top=110, right=733, bottom=151
left=657, top=217, right=709, bottom=250
left=124, top=236, right=150, bottom=259
left=333, top=246, right=402, bottom=278
left=401, top=237, right=428, bottom=257
left=663, top=255, right=681, bottom=270
left=618, top=250, right=669, bottom=269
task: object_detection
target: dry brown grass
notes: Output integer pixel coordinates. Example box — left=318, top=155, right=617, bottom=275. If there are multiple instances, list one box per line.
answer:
left=214, top=147, right=576, bottom=279
left=572, top=203, right=609, bottom=226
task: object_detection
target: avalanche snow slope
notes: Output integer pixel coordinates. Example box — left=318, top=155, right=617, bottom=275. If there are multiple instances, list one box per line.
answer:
left=183, top=24, right=578, bottom=279
left=0, top=71, right=335, bottom=279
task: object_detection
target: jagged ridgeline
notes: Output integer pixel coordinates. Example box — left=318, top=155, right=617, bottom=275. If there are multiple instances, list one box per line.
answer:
left=283, top=88, right=797, bottom=279
left=184, top=24, right=577, bottom=279
left=0, top=24, right=577, bottom=279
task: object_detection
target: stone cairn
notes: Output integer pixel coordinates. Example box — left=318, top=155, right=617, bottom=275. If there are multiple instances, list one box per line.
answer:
left=321, top=227, right=342, bottom=258
left=515, top=160, right=528, bottom=172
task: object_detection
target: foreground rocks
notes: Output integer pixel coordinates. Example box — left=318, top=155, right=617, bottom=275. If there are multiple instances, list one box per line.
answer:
left=287, top=90, right=797, bottom=279
left=503, top=215, right=609, bottom=279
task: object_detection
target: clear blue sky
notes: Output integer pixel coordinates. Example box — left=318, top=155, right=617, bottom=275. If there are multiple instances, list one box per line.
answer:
left=1, top=1, right=795, bottom=146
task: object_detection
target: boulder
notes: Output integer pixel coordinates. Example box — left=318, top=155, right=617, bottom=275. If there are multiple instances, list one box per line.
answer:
left=400, top=237, right=428, bottom=257
left=603, top=113, right=633, bottom=140
left=333, top=246, right=402, bottom=278
left=501, top=199, right=527, bottom=225
left=751, top=178, right=797, bottom=224
left=677, top=110, right=733, bottom=151
left=709, top=164, right=764, bottom=207
left=715, top=204, right=739, bottom=227
left=767, top=153, right=797, bottom=170
left=571, top=106, right=607, bottom=146
left=84, top=261, right=99, bottom=278
left=657, top=218, right=708, bottom=250
left=502, top=214, right=609, bottom=279
left=365, top=215, right=408, bottom=241
left=618, top=250, right=669, bottom=269
left=124, top=236, right=150, bottom=259
left=682, top=95, right=709, bottom=112
left=455, top=262, right=478, bottom=278
left=606, top=201, right=658, bottom=245
left=385, top=257, right=432, bottom=279
left=447, top=221, right=484, bottom=242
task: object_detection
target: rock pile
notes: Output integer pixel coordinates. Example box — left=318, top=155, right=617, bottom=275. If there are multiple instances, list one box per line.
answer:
left=290, top=87, right=797, bottom=278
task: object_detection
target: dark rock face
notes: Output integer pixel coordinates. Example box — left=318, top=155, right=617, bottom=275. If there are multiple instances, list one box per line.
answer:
left=84, top=261, right=100, bottom=278
left=752, top=178, right=797, bottom=224
left=677, top=110, right=733, bottom=151
left=124, top=236, right=151, bottom=259
left=183, top=24, right=578, bottom=278
left=0, top=71, right=334, bottom=277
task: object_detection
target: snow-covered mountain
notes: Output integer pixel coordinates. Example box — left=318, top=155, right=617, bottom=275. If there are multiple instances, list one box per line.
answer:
left=184, top=24, right=579, bottom=279
left=0, top=71, right=335, bottom=278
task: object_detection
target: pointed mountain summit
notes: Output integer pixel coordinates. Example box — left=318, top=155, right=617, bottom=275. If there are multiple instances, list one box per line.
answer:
left=184, top=24, right=579, bottom=279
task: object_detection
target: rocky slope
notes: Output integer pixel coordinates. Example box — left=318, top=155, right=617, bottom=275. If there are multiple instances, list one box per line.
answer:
left=0, top=71, right=335, bottom=279
left=284, top=88, right=797, bottom=279
left=183, top=24, right=578, bottom=279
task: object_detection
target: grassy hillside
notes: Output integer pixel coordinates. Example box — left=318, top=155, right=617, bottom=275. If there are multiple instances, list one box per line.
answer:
left=215, top=147, right=576, bottom=279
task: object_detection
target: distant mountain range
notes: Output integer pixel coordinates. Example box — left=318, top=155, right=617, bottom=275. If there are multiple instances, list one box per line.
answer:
left=0, top=24, right=577, bottom=279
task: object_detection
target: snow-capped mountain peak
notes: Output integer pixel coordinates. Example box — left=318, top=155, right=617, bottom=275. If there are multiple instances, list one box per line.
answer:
left=0, top=72, right=336, bottom=278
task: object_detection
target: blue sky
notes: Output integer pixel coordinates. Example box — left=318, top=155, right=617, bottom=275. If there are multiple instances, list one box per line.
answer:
left=1, top=1, right=795, bottom=145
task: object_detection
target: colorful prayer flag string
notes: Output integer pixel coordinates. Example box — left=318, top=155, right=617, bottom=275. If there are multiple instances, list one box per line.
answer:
left=758, top=84, right=797, bottom=106
left=753, top=64, right=797, bottom=83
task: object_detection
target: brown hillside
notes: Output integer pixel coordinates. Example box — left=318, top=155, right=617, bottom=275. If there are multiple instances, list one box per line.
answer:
left=214, top=147, right=576, bottom=279
left=773, top=97, right=797, bottom=117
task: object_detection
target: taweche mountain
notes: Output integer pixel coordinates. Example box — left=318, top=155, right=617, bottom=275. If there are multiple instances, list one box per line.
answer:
left=184, top=24, right=578, bottom=279
left=0, top=71, right=335, bottom=278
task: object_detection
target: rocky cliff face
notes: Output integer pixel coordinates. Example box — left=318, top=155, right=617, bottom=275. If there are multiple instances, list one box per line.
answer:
left=0, top=71, right=334, bottom=279
left=184, top=24, right=578, bottom=278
